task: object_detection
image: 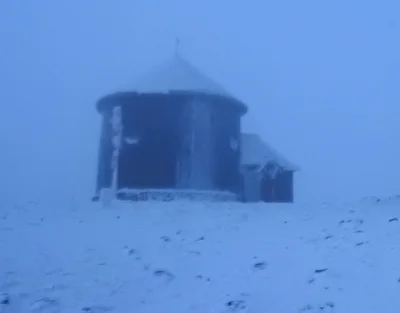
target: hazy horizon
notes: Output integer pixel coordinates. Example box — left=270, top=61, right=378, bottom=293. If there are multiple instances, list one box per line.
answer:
left=1, top=0, right=399, bottom=202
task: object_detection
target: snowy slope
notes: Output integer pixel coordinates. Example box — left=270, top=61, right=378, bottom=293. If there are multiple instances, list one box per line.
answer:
left=1, top=199, right=400, bottom=313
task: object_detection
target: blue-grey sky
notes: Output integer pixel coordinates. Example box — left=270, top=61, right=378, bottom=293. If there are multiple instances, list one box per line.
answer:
left=1, top=0, right=399, bottom=202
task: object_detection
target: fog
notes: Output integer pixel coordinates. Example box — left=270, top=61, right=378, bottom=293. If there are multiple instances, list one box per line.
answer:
left=1, top=0, right=399, bottom=202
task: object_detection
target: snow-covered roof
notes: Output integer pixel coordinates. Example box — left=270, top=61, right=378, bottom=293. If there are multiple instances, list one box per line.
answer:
left=132, top=54, right=234, bottom=98
left=241, top=133, right=300, bottom=172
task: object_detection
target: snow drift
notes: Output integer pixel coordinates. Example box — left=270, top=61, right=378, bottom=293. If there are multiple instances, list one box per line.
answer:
left=1, top=199, right=400, bottom=312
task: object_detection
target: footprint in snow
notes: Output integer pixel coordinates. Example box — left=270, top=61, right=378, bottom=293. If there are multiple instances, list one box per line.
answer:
left=225, top=300, right=247, bottom=312
left=82, top=306, right=113, bottom=312
left=314, top=268, right=328, bottom=274
left=30, top=298, right=60, bottom=313
left=253, top=261, right=267, bottom=270
left=299, top=302, right=335, bottom=312
left=153, top=269, right=175, bottom=282
left=160, top=236, right=171, bottom=243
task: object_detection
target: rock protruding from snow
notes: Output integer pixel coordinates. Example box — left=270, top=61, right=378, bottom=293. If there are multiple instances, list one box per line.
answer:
left=360, top=194, right=400, bottom=206
left=0, top=293, right=9, bottom=305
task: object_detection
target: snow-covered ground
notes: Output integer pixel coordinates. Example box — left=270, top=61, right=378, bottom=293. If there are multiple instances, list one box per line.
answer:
left=1, top=199, right=400, bottom=313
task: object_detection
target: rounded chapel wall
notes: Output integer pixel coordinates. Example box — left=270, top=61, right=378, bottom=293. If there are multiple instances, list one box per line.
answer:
left=95, top=92, right=243, bottom=195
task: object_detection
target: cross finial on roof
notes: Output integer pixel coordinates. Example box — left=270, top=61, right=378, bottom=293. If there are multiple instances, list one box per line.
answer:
left=175, top=37, right=181, bottom=56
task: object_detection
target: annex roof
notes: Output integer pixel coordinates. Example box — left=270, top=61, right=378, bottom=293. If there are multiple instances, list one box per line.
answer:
left=241, top=133, right=300, bottom=172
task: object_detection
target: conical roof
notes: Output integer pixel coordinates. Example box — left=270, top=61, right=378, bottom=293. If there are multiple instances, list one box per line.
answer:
left=132, top=54, right=234, bottom=98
